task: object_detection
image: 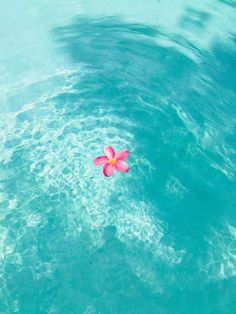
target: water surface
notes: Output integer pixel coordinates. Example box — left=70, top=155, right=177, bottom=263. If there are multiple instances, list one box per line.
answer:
left=0, top=1, right=236, bottom=313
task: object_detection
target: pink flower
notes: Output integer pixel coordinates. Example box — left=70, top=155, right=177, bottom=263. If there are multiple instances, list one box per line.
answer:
left=94, top=146, right=129, bottom=177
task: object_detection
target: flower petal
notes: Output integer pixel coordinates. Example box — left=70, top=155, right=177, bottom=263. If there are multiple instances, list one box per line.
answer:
left=115, top=160, right=129, bottom=172
left=116, top=150, right=129, bottom=160
left=104, top=146, right=115, bottom=159
left=94, top=155, right=108, bottom=165
left=103, top=164, right=116, bottom=177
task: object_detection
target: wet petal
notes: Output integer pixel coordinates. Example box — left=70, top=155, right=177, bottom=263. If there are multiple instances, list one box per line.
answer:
left=104, top=146, right=115, bottom=159
left=94, top=155, right=108, bottom=165
left=115, top=160, right=129, bottom=172
left=116, top=150, right=129, bottom=160
left=103, top=164, right=116, bottom=177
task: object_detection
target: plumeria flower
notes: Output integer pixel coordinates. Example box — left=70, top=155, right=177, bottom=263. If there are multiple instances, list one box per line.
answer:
left=94, top=146, right=129, bottom=177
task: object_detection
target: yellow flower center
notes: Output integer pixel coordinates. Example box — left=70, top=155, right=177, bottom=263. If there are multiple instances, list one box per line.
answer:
left=109, top=158, right=116, bottom=165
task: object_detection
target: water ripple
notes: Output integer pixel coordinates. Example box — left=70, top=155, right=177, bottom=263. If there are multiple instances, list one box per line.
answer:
left=0, top=11, right=235, bottom=313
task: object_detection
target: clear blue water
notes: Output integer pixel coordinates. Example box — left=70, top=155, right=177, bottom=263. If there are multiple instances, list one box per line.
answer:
left=0, top=1, right=236, bottom=313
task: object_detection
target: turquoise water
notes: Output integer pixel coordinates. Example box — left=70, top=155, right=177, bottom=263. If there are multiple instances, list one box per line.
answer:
left=0, top=0, right=236, bottom=313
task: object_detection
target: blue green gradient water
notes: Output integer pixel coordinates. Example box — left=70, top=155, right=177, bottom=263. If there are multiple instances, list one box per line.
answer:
left=0, top=1, right=236, bottom=313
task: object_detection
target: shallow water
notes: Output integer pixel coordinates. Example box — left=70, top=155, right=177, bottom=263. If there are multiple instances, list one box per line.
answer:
left=0, top=1, right=236, bottom=313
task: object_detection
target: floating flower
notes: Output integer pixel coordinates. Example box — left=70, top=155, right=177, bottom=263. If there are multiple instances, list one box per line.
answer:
left=94, top=146, right=129, bottom=177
